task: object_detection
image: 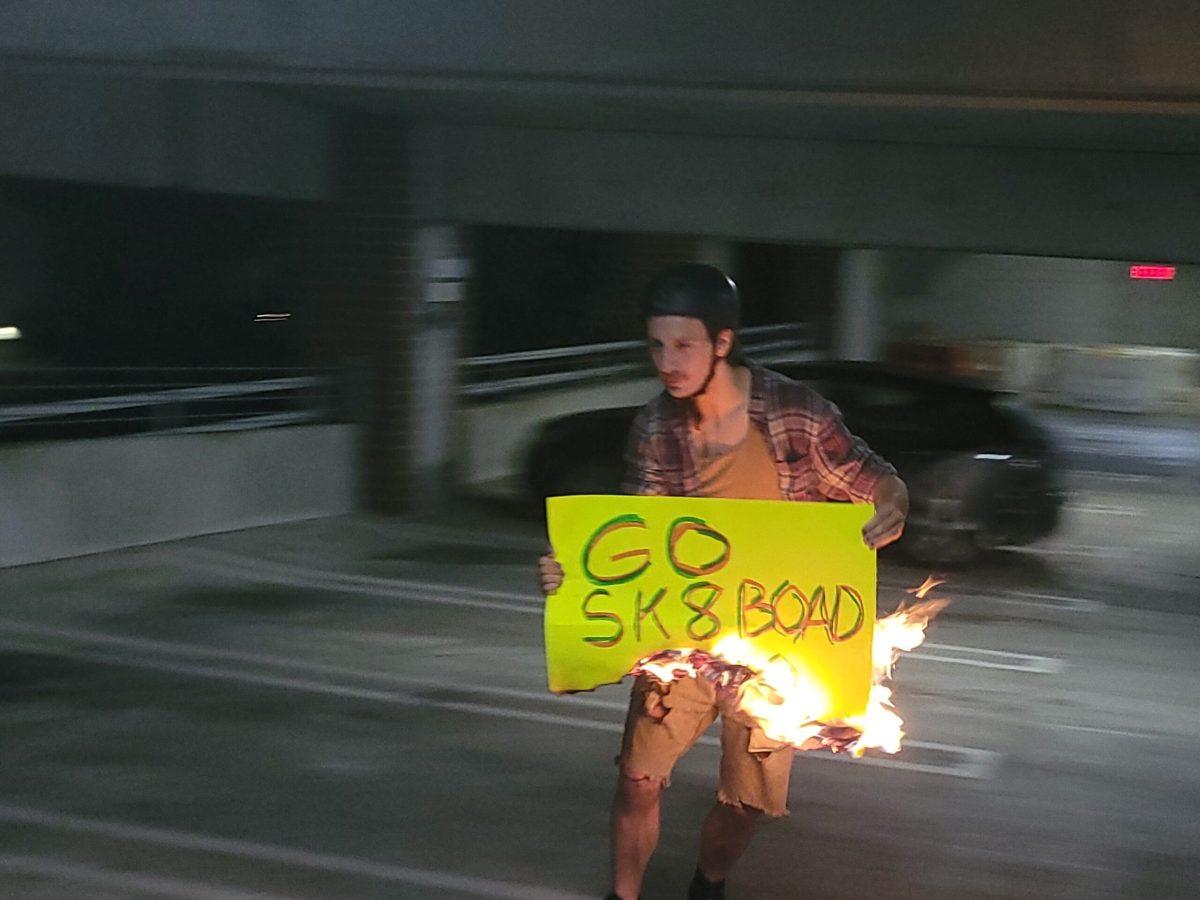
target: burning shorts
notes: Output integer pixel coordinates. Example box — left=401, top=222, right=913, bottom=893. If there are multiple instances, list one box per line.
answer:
left=616, top=674, right=795, bottom=818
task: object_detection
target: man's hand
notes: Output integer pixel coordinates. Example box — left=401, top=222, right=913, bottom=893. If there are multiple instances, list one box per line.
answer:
left=863, top=474, right=908, bottom=550
left=537, top=548, right=564, bottom=596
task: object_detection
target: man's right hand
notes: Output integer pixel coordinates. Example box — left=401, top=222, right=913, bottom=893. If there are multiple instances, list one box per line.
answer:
left=538, top=549, right=564, bottom=596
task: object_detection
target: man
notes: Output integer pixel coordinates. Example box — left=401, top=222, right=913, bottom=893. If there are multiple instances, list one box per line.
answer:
left=538, top=263, right=908, bottom=900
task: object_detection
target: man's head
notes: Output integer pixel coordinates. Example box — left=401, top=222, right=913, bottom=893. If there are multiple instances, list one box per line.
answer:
left=642, top=263, right=742, bottom=400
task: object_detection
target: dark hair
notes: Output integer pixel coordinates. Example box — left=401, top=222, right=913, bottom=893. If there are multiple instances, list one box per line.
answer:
left=642, top=263, right=744, bottom=364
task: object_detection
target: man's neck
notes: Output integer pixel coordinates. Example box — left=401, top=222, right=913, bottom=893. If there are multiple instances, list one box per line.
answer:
left=691, top=363, right=749, bottom=425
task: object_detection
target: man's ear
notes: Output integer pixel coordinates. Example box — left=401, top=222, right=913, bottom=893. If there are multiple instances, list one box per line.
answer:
left=714, top=328, right=735, bottom=360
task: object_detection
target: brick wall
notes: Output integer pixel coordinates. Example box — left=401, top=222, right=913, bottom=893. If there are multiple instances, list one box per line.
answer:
left=290, top=115, right=415, bottom=514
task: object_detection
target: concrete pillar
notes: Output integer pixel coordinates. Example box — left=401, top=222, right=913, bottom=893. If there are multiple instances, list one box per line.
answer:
left=834, top=249, right=887, bottom=360
left=411, top=224, right=468, bottom=504
left=291, top=114, right=416, bottom=515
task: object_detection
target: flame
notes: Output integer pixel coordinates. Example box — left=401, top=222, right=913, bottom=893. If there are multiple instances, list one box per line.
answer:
left=628, top=578, right=949, bottom=757
left=850, top=593, right=948, bottom=755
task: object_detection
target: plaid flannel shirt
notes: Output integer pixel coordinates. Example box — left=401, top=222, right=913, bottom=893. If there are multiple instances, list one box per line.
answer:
left=621, top=363, right=897, bottom=502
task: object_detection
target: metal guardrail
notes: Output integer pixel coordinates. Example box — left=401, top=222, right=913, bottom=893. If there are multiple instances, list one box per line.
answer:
left=459, top=322, right=814, bottom=399
left=0, top=368, right=339, bottom=442
left=0, top=376, right=321, bottom=424
left=0, top=323, right=817, bottom=441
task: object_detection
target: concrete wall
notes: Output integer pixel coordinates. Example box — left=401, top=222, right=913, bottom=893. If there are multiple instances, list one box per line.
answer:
left=0, top=425, right=356, bottom=567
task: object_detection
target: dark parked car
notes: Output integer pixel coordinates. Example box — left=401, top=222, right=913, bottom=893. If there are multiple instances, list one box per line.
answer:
left=524, top=360, right=1064, bottom=566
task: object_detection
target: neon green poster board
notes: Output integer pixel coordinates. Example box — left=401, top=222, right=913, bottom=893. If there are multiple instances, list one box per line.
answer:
left=545, top=495, right=875, bottom=721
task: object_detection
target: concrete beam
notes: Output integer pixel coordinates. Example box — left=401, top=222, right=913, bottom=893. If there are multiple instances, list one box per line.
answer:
left=0, top=73, right=330, bottom=198
left=431, top=124, right=1200, bottom=263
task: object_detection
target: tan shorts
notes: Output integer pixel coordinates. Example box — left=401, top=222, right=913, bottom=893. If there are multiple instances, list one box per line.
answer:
left=616, top=675, right=796, bottom=817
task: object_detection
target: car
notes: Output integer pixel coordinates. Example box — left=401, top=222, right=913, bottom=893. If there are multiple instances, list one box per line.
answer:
left=524, top=360, right=1064, bottom=566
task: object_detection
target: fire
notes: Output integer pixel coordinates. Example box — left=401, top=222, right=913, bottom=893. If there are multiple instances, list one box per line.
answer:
left=629, top=577, right=949, bottom=757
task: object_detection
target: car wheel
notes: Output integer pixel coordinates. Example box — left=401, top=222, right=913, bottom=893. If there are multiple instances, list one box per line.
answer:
left=901, top=524, right=980, bottom=568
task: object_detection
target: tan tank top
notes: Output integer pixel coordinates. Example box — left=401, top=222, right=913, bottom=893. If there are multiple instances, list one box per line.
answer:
left=694, top=425, right=782, bottom=501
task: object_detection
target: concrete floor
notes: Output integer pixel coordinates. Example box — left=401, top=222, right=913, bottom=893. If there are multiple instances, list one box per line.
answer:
left=0, top=471, right=1198, bottom=899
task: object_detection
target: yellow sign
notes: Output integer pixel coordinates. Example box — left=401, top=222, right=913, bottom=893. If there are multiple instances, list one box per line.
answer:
left=545, top=495, right=875, bottom=720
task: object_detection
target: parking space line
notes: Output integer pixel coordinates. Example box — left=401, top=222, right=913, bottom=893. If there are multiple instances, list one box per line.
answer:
left=922, top=585, right=1103, bottom=615
left=1010, top=544, right=1129, bottom=561
left=1039, top=722, right=1157, bottom=739
left=187, top=550, right=1070, bottom=674
left=360, top=519, right=547, bottom=552
left=0, top=855, right=296, bottom=900
left=0, top=807, right=592, bottom=900
left=0, top=618, right=626, bottom=712
left=1003, top=590, right=1104, bottom=613
left=1066, top=504, right=1145, bottom=517
left=915, top=642, right=1066, bottom=674
left=185, top=550, right=542, bottom=615
left=0, top=624, right=994, bottom=779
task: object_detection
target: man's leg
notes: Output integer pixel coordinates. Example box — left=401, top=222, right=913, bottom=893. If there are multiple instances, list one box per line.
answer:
left=697, top=799, right=761, bottom=881
left=610, top=774, right=663, bottom=900
left=610, top=676, right=718, bottom=899
left=691, top=717, right=794, bottom=895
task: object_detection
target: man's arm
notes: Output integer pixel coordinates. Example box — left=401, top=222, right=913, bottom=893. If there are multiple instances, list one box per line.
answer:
left=864, top=473, right=908, bottom=550
left=806, top=392, right=907, bottom=548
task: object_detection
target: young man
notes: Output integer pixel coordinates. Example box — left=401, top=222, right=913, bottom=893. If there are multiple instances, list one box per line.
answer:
left=538, top=263, right=908, bottom=900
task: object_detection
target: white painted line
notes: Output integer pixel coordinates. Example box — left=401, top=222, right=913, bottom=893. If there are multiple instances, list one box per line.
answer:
left=1066, top=504, right=1145, bottom=517
left=186, top=547, right=544, bottom=603
left=186, top=553, right=1066, bottom=678
left=691, top=734, right=997, bottom=779
left=700, top=734, right=993, bottom=782
left=915, top=585, right=1103, bottom=615
left=1072, top=472, right=1155, bottom=484
left=1012, top=544, right=1126, bottom=560
left=184, top=551, right=542, bottom=616
left=0, top=619, right=625, bottom=713
left=0, top=808, right=591, bottom=900
left=1039, top=722, right=1157, bottom=739
left=361, top=519, right=547, bottom=552
left=1003, top=590, right=1104, bottom=614
left=191, top=550, right=1101, bottom=677
left=187, top=548, right=542, bottom=604
left=0, top=625, right=991, bottom=779
left=0, top=855, right=294, bottom=900
left=915, top=642, right=1066, bottom=674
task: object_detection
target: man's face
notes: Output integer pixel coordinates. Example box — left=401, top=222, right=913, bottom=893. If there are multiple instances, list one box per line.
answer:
left=647, top=315, right=719, bottom=398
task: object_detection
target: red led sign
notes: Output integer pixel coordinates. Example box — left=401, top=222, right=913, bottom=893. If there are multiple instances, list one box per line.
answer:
left=1129, top=265, right=1176, bottom=280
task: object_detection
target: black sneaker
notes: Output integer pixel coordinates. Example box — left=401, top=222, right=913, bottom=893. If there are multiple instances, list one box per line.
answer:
left=687, top=867, right=727, bottom=900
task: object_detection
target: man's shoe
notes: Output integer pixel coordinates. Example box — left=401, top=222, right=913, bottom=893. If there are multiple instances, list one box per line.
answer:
left=687, top=867, right=727, bottom=900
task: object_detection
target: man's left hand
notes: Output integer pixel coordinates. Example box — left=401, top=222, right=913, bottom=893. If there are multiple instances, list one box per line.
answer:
left=863, top=475, right=908, bottom=550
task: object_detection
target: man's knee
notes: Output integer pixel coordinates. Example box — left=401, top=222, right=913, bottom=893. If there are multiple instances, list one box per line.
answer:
left=615, top=773, right=664, bottom=812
